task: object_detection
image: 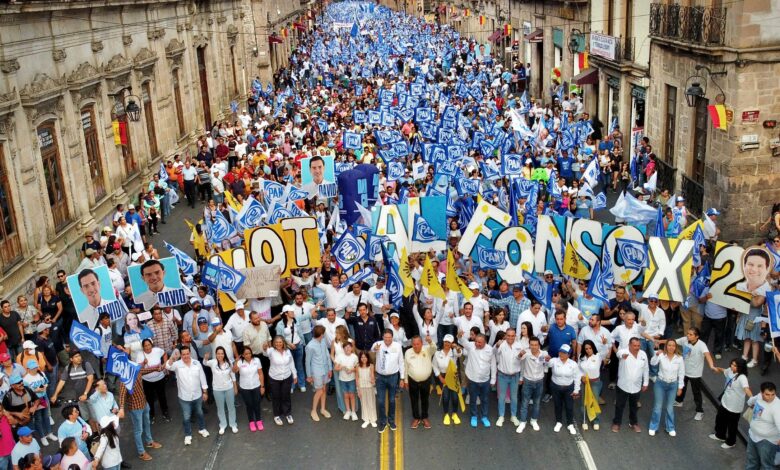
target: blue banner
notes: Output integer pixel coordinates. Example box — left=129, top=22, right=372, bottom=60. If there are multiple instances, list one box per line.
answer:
left=70, top=321, right=103, bottom=357
left=164, top=241, right=198, bottom=276
left=106, top=345, right=141, bottom=393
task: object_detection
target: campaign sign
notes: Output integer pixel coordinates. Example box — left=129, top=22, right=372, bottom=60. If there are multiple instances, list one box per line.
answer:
left=128, top=257, right=187, bottom=310
left=67, top=265, right=127, bottom=329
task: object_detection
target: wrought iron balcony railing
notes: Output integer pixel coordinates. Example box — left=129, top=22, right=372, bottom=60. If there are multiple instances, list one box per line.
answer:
left=649, top=3, right=726, bottom=46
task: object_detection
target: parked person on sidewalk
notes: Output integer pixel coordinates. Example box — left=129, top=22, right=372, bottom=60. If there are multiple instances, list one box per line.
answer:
left=648, top=339, right=685, bottom=437
left=710, top=358, right=751, bottom=449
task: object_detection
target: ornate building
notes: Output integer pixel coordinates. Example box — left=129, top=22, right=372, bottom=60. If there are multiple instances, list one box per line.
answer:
left=0, top=0, right=309, bottom=298
left=644, top=0, right=780, bottom=239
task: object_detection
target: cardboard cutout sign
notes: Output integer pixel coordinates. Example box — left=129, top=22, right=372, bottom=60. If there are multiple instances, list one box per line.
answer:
left=643, top=237, right=694, bottom=302
left=67, top=265, right=128, bottom=329
left=709, top=242, right=751, bottom=313
left=128, top=258, right=188, bottom=310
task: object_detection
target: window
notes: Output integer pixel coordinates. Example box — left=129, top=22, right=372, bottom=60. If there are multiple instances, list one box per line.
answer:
left=142, top=83, right=158, bottom=158
left=112, top=102, right=137, bottom=176
left=81, top=106, right=106, bottom=200
left=664, top=85, right=677, bottom=165
left=0, top=145, right=21, bottom=269
left=692, top=97, right=709, bottom=184
left=173, top=70, right=185, bottom=137
left=38, top=122, right=71, bottom=231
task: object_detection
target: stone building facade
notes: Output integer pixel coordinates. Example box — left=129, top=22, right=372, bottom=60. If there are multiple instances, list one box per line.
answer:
left=0, top=0, right=308, bottom=299
left=644, top=0, right=780, bottom=241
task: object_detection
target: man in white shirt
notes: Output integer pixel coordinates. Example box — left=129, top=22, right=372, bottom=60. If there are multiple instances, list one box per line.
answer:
left=458, top=332, right=496, bottom=428
left=517, top=337, right=550, bottom=433
left=316, top=308, right=346, bottom=347
left=454, top=302, right=484, bottom=338
left=291, top=292, right=319, bottom=344
left=577, top=313, right=613, bottom=359
left=316, top=274, right=347, bottom=316
left=745, top=382, right=780, bottom=468
left=106, top=259, right=125, bottom=293
left=494, top=328, right=523, bottom=428
left=702, top=208, right=720, bottom=243
left=372, top=330, right=405, bottom=433
left=165, top=346, right=210, bottom=445
left=434, top=282, right=460, bottom=348
left=467, top=283, right=490, bottom=321
left=612, top=337, right=649, bottom=433
left=633, top=293, right=665, bottom=380
left=224, top=300, right=250, bottom=352
left=368, top=276, right=391, bottom=317
left=518, top=300, right=549, bottom=344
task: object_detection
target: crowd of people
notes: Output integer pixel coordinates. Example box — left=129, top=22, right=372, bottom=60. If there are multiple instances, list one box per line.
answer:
left=2, top=2, right=780, bottom=470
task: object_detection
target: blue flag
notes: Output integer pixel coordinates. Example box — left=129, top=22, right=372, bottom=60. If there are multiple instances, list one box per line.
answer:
left=159, top=163, right=169, bottom=182
left=350, top=22, right=359, bottom=38
left=381, top=245, right=403, bottom=308
left=593, top=192, right=607, bottom=210
left=616, top=238, right=649, bottom=270
left=476, top=246, right=508, bottom=269
left=411, top=214, right=438, bottom=243
left=216, top=258, right=246, bottom=294
left=333, top=230, right=366, bottom=272
left=587, top=261, right=611, bottom=305
left=691, top=263, right=711, bottom=299
left=106, top=345, right=141, bottom=393
left=524, top=271, right=551, bottom=308
left=767, top=291, right=780, bottom=339
left=210, top=210, right=238, bottom=244
left=235, top=198, right=266, bottom=231
left=164, top=241, right=198, bottom=276
left=654, top=206, right=665, bottom=238
left=342, top=267, right=374, bottom=288
left=201, top=261, right=220, bottom=291
left=70, top=322, right=103, bottom=357
left=692, top=225, right=706, bottom=266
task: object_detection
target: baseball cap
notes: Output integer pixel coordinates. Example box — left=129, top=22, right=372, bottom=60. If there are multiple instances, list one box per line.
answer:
left=9, top=374, right=23, bottom=385
left=43, top=453, right=62, bottom=468
left=676, top=196, right=685, bottom=202
left=85, top=248, right=96, bottom=256
left=16, top=426, right=33, bottom=437
left=235, top=300, right=245, bottom=310
left=443, top=334, right=455, bottom=343
left=0, top=353, right=10, bottom=363
left=210, top=317, right=222, bottom=327
left=197, top=317, right=208, bottom=325
left=559, top=344, right=572, bottom=355
left=468, top=282, right=480, bottom=290
left=389, top=312, right=400, bottom=319
left=99, top=414, right=119, bottom=430
left=26, top=360, right=39, bottom=370
left=512, top=284, right=524, bottom=291
left=706, top=208, right=720, bottom=216
left=544, top=270, right=554, bottom=276
left=128, top=204, right=136, bottom=210
left=37, top=323, right=51, bottom=333
left=282, top=305, right=295, bottom=313
left=648, top=293, right=659, bottom=301
left=23, top=340, right=36, bottom=350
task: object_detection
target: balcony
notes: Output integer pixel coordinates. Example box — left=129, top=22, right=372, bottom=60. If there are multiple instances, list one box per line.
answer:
left=681, top=174, right=704, bottom=218
left=655, top=158, right=677, bottom=195
left=649, top=3, right=727, bottom=47
left=589, top=34, right=635, bottom=64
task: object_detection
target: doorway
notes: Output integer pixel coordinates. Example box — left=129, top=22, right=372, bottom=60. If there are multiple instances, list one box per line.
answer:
left=197, top=46, right=212, bottom=130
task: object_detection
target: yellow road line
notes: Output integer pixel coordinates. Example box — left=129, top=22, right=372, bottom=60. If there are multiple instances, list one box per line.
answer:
left=380, top=397, right=390, bottom=470
left=394, top=396, right=404, bottom=470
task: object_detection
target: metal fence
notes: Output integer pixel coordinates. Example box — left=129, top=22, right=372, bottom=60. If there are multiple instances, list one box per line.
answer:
left=681, top=174, right=704, bottom=218
left=655, top=158, right=677, bottom=194
left=649, top=3, right=727, bottom=46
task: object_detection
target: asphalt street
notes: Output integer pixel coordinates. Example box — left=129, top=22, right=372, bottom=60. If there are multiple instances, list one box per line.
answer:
left=88, top=194, right=757, bottom=470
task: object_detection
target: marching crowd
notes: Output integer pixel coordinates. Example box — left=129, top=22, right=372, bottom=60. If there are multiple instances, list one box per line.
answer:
left=2, top=2, right=780, bottom=470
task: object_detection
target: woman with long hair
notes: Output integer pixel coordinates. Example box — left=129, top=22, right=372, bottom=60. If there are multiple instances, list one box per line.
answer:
left=330, top=325, right=352, bottom=414
left=649, top=338, right=685, bottom=436
left=275, top=305, right=309, bottom=392
left=412, top=305, right=438, bottom=348
left=578, top=339, right=603, bottom=430
left=233, top=346, right=265, bottom=432
left=93, top=416, right=122, bottom=470
left=205, top=346, right=238, bottom=435
left=137, top=339, right=169, bottom=424
left=263, top=336, right=297, bottom=426
left=356, top=350, right=377, bottom=428
left=710, top=358, right=751, bottom=449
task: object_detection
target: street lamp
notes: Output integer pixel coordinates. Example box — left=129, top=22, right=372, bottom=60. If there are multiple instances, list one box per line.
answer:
left=111, top=87, right=142, bottom=122
left=684, top=64, right=727, bottom=107
left=568, top=28, right=583, bottom=55
left=125, top=98, right=141, bottom=122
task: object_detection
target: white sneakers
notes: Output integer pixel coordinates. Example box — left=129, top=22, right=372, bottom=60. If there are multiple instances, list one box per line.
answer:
left=551, top=423, right=576, bottom=434
left=510, top=416, right=521, bottom=427
left=648, top=430, right=656, bottom=436
left=46, top=433, right=58, bottom=442
left=198, top=429, right=210, bottom=438
left=362, top=421, right=370, bottom=429
left=300, top=386, right=307, bottom=392
left=669, top=431, right=676, bottom=437
left=286, top=415, right=295, bottom=424
left=496, top=416, right=505, bottom=427
left=184, top=436, right=192, bottom=446
left=218, top=427, right=226, bottom=435
left=553, top=422, right=563, bottom=433
left=516, top=422, right=526, bottom=434
left=343, top=411, right=358, bottom=421
left=351, top=412, right=358, bottom=421
left=231, top=426, right=239, bottom=434
left=567, top=425, right=576, bottom=435
left=530, top=419, right=540, bottom=431
left=694, top=412, right=704, bottom=421
left=672, top=402, right=683, bottom=408
left=41, top=437, right=49, bottom=446
left=582, top=422, right=589, bottom=431
left=593, top=424, right=600, bottom=431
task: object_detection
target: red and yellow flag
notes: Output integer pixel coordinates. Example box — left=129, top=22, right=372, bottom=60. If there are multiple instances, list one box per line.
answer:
left=479, top=15, right=485, bottom=25
left=707, top=104, right=727, bottom=130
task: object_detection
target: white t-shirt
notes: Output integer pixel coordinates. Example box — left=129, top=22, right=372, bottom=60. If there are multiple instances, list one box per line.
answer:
left=677, top=337, right=709, bottom=378
left=236, top=357, right=262, bottom=390
left=721, top=370, right=749, bottom=413
left=137, top=347, right=166, bottom=382
left=336, top=353, right=358, bottom=382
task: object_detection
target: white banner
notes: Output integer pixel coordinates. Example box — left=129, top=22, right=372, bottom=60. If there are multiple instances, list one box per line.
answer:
left=590, top=33, right=617, bottom=61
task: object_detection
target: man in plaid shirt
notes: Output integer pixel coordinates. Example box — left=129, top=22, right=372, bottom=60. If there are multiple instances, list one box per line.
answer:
left=119, top=374, right=162, bottom=461
left=148, top=306, right=178, bottom=355
left=489, top=284, right=531, bottom=328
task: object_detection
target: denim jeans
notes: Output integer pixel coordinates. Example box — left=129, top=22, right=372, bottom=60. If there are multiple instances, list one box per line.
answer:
left=376, top=373, right=399, bottom=427
left=31, top=407, right=52, bottom=438
left=496, top=372, right=519, bottom=418
left=291, top=346, right=305, bottom=389
left=745, top=438, right=779, bottom=470
left=551, top=382, right=575, bottom=425
left=0, top=454, right=10, bottom=470
left=441, top=386, right=458, bottom=414
left=467, top=380, right=490, bottom=419
left=519, top=379, right=543, bottom=422
left=640, top=339, right=658, bottom=378
left=179, top=397, right=205, bottom=436
left=213, top=389, right=237, bottom=429
left=581, top=379, right=603, bottom=424
left=129, top=404, right=153, bottom=455
left=46, top=365, right=58, bottom=399
left=649, top=380, right=678, bottom=432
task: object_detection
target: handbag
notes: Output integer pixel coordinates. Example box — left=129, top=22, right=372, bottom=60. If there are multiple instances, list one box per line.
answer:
left=742, top=406, right=754, bottom=422
left=745, top=319, right=755, bottom=332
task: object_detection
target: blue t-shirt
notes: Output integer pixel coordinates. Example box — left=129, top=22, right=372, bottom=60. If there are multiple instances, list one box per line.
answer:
left=558, top=156, right=575, bottom=178
left=578, top=295, right=604, bottom=319
left=547, top=324, right=577, bottom=356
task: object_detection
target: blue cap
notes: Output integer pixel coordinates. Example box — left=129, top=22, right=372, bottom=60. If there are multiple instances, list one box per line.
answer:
left=706, top=208, right=720, bottom=216
left=9, top=374, right=23, bottom=385
left=559, top=344, right=572, bottom=354
left=17, top=426, right=33, bottom=437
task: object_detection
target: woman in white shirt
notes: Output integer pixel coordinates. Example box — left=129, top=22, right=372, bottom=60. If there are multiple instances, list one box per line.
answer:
left=432, top=334, right=463, bottom=425
left=382, top=312, right=409, bottom=347
left=412, top=305, right=438, bottom=347
left=232, top=346, right=266, bottom=432
left=578, top=340, right=603, bottom=430
left=93, top=416, right=122, bottom=470
left=262, top=336, right=297, bottom=426
left=517, top=322, right=533, bottom=352
left=275, top=306, right=310, bottom=392
left=548, top=344, right=582, bottom=435
left=137, top=339, right=170, bottom=423
left=115, top=216, right=142, bottom=255
left=710, top=358, right=751, bottom=448
left=334, top=342, right=359, bottom=421
left=204, top=346, right=238, bottom=435
left=648, top=339, right=685, bottom=436
left=487, top=309, right=510, bottom=346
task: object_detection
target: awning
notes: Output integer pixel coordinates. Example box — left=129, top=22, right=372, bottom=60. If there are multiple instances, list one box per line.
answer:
left=269, top=34, right=284, bottom=45
left=573, top=68, right=599, bottom=86
left=488, top=29, right=503, bottom=42
left=525, top=28, right=543, bottom=43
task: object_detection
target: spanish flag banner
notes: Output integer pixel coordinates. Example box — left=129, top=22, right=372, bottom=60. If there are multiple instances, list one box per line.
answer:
left=479, top=15, right=485, bottom=26
left=583, top=375, right=601, bottom=422
left=578, top=52, right=589, bottom=70
left=707, top=104, right=727, bottom=131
